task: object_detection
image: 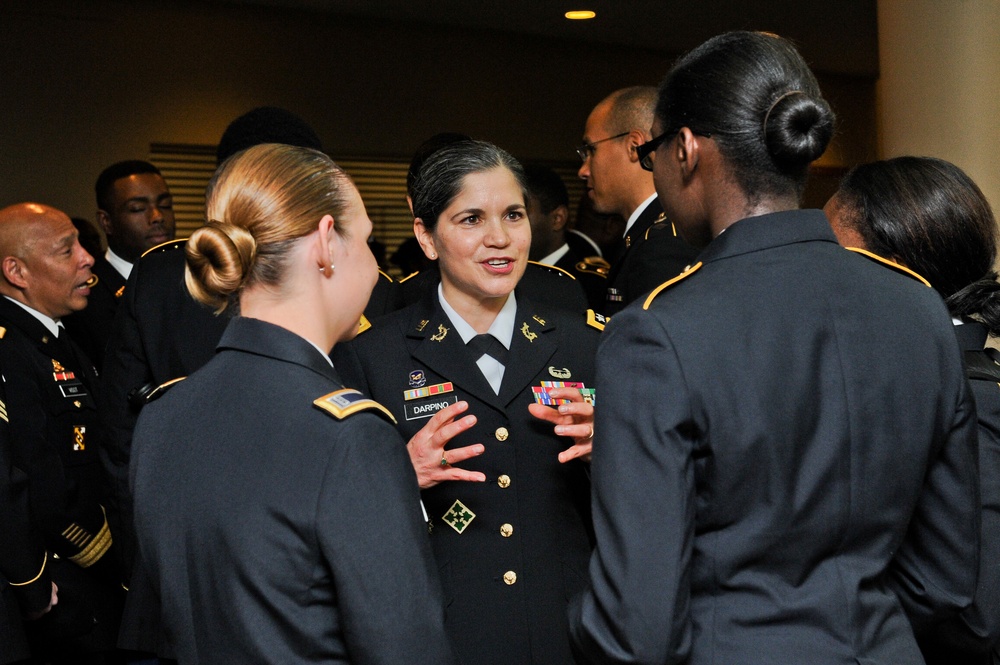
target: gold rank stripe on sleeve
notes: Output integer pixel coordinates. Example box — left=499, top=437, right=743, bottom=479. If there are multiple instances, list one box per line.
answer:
left=8, top=552, right=48, bottom=587
left=313, top=389, right=398, bottom=424
left=586, top=309, right=608, bottom=331
left=642, top=262, right=704, bottom=310
left=68, top=508, right=112, bottom=568
left=62, top=523, right=92, bottom=548
left=846, top=247, right=932, bottom=287
left=0, top=398, right=7, bottom=423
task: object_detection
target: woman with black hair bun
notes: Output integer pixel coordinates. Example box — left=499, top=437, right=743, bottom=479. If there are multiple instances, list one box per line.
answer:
left=827, top=156, right=1000, bottom=665
left=570, top=31, right=979, bottom=665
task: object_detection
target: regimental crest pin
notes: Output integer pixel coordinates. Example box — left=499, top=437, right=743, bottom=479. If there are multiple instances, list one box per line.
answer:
left=51, top=359, right=66, bottom=372
left=521, top=322, right=537, bottom=343
left=548, top=366, right=571, bottom=379
left=409, top=370, right=426, bottom=388
left=442, top=499, right=476, bottom=534
left=430, top=324, right=449, bottom=342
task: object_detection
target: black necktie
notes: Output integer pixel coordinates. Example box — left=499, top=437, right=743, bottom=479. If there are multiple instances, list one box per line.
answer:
left=467, top=334, right=508, bottom=365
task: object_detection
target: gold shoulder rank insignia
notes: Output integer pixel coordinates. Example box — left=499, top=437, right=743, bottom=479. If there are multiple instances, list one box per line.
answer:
left=846, top=247, right=931, bottom=287
left=140, top=239, right=186, bottom=258
left=398, top=270, right=420, bottom=284
left=586, top=309, right=608, bottom=331
left=527, top=260, right=577, bottom=280
left=357, top=315, right=372, bottom=334
left=0, top=326, right=5, bottom=339
left=314, top=389, right=397, bottom=424
left=575, top=256, right=610, bottom=277
left=643, top=262, right=703, bottom=310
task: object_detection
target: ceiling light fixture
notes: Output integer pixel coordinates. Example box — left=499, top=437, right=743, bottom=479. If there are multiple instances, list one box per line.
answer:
left=565, top=10, right=596, bottom=20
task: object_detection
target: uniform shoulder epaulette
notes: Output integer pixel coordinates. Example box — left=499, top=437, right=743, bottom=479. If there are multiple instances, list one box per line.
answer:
left=642, top=262, right=703, bottom=310
left=846, top=247, right=931, bottom=287
left=575, top=256, right=610, bottom=278
left=142, top=377, right=187, bottom=405
left=646, top=218, right=679, bottom=239
left=398, top=270, right=421, bottom=284
left=964, top=348, right=1000, bottom=383
left=377, top=269, right=394, bottom=283
left=314, top=388, right=397, bottom=424
left=527, top=260, right=577, bottom=280
left=586, top=309, right=609, bottom=331
left=357, top=315, right=372, bottom=335
left=140, top=238, right=186, bottom=258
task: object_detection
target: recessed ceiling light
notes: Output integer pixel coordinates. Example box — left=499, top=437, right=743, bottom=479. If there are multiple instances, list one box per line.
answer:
left=565, top=10, right=596, bottom=20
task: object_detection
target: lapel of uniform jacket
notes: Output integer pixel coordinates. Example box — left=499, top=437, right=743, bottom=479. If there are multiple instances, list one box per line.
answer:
left=407, top=296, right=504, bottom=413
left=607, top=197, right=664, bottom=284
left=498, top=299, right=557, bottom=407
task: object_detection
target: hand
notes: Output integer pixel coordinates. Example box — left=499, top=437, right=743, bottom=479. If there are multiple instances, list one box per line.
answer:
left=26, top=581, right=58, bottom=620
left=527, top=386, right=594, bottom=463
left=407, top=400, right=485, bottom=488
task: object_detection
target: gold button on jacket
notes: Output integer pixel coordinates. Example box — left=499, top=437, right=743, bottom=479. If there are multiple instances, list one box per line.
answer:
left=497, top=474, right=511, bottom=488
left=494, top=426, right=509, bottom=441
left=500, top=523, right=513, bottom=538
left=503, top=570, right=517, bottom=585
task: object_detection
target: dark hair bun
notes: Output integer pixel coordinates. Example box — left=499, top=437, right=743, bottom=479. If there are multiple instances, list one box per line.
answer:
left=763, top=91, right=834, bottom=169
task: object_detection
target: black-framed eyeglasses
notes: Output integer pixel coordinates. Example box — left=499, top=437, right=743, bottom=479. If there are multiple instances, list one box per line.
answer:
left=637, top=129, right=713, bottom=172
left=576, top=132, right=630, bottom=161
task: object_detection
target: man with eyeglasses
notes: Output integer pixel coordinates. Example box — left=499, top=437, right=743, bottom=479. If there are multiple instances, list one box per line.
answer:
left=578, top=87, right=698, bottom=315
left=63, top=161, right=176, bottom=370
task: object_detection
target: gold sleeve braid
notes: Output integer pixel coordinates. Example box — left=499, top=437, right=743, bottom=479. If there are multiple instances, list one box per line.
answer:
left=65, top=506, right=113, bottom=568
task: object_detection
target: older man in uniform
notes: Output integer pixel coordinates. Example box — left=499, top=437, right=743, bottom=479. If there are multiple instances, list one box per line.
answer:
left=578, top=86, right=698, bottom=314
left=0, top=203, right=122, bottom=663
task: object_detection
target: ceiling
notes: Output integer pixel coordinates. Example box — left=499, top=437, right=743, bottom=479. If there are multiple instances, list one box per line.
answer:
left=203, top=0, right=879, bottom=77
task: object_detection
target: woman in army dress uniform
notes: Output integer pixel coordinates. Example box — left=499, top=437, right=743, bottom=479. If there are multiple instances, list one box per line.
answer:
left=826, top=156, right=1000, bottom=665
left=130, top=143, right=458, bottom=664
left=338, top=140, right=599, bottom=665
left=569, top=32, right=979, bottom=665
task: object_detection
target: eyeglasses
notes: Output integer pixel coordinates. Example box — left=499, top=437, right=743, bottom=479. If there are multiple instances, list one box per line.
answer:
left=637, top=129, right=713, bottom=172
left=576, top=132, right=630, bottom=161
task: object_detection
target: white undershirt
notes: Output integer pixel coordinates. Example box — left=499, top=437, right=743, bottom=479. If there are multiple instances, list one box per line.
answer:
left=623, top=193, right=658, bottom=238
left=4, top=296, right=62, bottom=338
left=437, top=284, right=516, bottom=394
left=105, top=248, right=134, bottom=280
left=538, top=243, right=571, bottom=267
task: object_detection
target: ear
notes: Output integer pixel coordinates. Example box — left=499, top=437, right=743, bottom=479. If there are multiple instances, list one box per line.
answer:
left=675, top=128, right=701, bottom=179
left=624, top=129, right=648, bottom=165
left=413, top=218, right=438, bottom=260
left=313, top=214, right=336, bottom=274
left=2, top=256, right=28, bottom=290
left=96, top=210, right=113, bottom=237
left=551, top=205, right=570, bottom=233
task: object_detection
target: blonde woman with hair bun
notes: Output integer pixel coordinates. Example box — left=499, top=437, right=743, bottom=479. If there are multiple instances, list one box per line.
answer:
left=130, top=143, right=459, bottom=664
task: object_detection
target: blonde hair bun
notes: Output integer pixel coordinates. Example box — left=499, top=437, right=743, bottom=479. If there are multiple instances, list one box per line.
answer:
left=185, top=221, right=258, bottom=313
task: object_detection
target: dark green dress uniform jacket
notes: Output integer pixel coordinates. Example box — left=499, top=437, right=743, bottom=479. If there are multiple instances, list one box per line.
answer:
left=917, top=320, right=1000, bottom=665
left=0, top=372, right=50, bottom=664
left=0, top=297, right=122, bottom=656
left=131, top=316, right=456, bottom=665
left=570, top=210, right=980, bottom=665
left=337, top=290, right=599, bottom=665
left=604, top=197, right=698, bottom=315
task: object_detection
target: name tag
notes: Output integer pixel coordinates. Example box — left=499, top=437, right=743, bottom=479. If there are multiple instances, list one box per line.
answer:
left=59, top=381, right=88, bottom=398
left=404, top=395, right=459, bottom=421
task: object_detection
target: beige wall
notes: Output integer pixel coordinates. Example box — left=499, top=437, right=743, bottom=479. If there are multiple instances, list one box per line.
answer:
left=878, top=0, right=1000, bottom=213
left=1, top=0, right=875, bottom=219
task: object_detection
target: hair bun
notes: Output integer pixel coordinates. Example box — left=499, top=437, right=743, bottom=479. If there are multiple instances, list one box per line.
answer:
left=763, top=90, right=834, bottom=169
left=184, top=220, right=258, bottom=313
